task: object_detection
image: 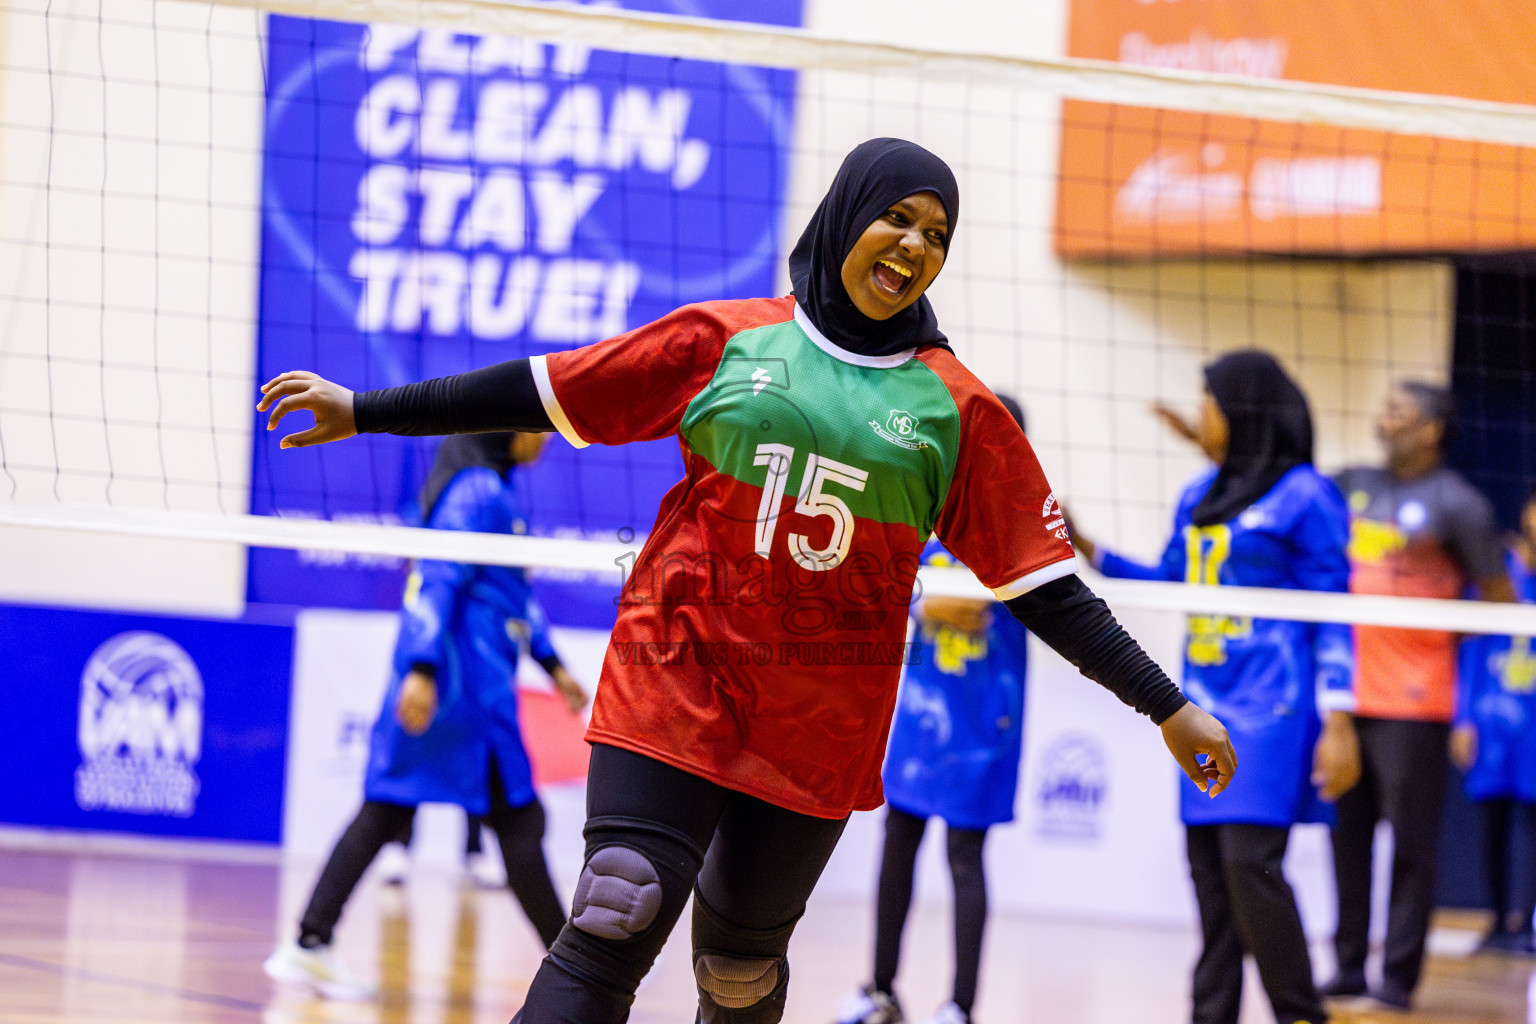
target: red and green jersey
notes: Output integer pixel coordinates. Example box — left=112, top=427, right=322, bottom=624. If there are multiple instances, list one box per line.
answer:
left=531, top=296, right=1076, bottom=817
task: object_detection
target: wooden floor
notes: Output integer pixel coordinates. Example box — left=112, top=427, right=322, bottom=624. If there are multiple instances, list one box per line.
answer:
left=2, top=845, right=1532, bottom=1024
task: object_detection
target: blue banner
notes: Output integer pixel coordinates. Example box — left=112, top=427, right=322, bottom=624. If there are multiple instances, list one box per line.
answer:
left=250, top=1, right=803, bottom=615
left=0, top=605, right=293, bottom=843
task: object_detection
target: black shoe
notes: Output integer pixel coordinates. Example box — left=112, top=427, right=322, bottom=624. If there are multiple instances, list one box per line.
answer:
left=1317, top=973, right=1367, bottom=1000
left=1364, top=984, right=1412, bottom=1012
left=1480, top=928, right=1536, bottom=954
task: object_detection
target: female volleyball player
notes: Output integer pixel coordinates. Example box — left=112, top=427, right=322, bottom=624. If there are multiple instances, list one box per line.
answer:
left=835, top=395, right=1030, bottom=1024
left=1071, top=351, right=1357, bottom=1024
left=258, top=138, right=1236, bottom=1024
left=263, top=431, right=587, bottom=1000
left=1452, top=486, right=1536, bottom=953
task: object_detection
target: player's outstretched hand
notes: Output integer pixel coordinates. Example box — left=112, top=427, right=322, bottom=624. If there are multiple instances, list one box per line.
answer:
left=1150, top=402, right=1198, bottom=444
left=257, top=370, right=357, bottom=448
left=1160, top=701, right=1237, bottom=798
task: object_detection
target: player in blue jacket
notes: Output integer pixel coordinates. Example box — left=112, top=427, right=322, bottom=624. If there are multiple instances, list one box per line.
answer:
left=1452, top=487, right=1536, bottom=953
left=263, top=431, right=588, bottom=1000
left=836, top=397, right=1029, bottom=1024
left=1071, top=351, right=1359, bottom=1024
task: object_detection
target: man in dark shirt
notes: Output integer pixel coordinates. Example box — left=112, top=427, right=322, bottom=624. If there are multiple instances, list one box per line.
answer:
left=1323, top=382, right=1513, bottom=1011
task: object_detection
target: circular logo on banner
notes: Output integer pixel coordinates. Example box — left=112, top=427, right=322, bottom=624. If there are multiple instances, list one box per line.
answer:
left=75, top=632, right=204, bottom=818
left=1035, top=732, right=1109, bottom=842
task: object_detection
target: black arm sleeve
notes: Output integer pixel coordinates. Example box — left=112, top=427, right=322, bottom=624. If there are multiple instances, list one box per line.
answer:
left=1005, top=574, right=1188, bottom=725
left=352, top=358, right=554, bottom=436
left=534, top=653, right=564, bottom=676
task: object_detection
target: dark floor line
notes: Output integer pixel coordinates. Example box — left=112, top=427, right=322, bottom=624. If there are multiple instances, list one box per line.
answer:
left=0, top=951, right=266, bottom=1011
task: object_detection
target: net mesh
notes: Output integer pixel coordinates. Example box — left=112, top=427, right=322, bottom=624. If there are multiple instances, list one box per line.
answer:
left=0, top=0, right=1534, bottom=632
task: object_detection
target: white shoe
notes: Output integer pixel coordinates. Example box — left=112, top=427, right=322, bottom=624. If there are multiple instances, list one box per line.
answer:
left=463, top=851, right=505, bottom=890
left=920, top=1003, right=970, bottom=1024
left=262, top=940, right=375, bottom=1001
left=834, top=984, right=904, bottom=1024
left=375, top=842, right=409, bottom=886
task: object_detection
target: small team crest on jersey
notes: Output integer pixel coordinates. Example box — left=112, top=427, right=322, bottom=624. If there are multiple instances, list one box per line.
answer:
left=871, top=409, right=928, bottom=450
left=1397, top=500, right=1428, bottom=530
left=1042, top=493, right=1068, bottom=540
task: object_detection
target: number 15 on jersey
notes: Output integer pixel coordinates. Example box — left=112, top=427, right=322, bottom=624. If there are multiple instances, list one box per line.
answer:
left=753, top=443, right=870, bottom=572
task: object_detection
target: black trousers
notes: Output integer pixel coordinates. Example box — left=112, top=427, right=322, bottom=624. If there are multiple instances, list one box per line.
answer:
left=1330, top=717, right=1449, bottom=996
left=514, top=744, right=848, bottom=1024
left=1478, top=797, right=1536, bottom=933
left=872, top=807, right=988, bottom=1014
left=1187, top=823, right=1323, bottom=1024
left=299, top=756, right=567, bottom=949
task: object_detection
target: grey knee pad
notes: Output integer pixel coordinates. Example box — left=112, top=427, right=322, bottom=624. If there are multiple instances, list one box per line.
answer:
left=694, top=953, right=783, bottom=1009
left=691, top=889, right=797, bottom=1022
left=570, top=845, right=664, bottom=941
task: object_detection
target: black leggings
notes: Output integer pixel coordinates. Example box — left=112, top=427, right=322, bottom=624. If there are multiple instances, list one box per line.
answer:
left=298, top=757, right=566, bottom=949
left=514, top=744, right=849, bottom=1024
left=872, top=807, right=987, bottom=1015
left=1479, top=797, right=1536, bottom=933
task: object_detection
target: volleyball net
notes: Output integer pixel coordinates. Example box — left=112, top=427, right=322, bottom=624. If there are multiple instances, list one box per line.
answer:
left=1, top=0, right=1535, bottom=633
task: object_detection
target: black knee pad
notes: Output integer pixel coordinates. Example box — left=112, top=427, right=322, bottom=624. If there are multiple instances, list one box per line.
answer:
left=691, top=889, right=798, bottom=1024
left=549, top=816, right=704, bottom=997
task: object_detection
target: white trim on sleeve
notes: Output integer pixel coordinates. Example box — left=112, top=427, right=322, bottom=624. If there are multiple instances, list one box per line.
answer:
left=529, top=354, right=590, bottom=450
left=990, top=555, right=1079, bottom=601
left=1316, top=688, right=1357, bottom=714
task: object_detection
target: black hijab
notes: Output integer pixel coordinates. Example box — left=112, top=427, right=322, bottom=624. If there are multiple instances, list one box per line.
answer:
left=419, top=432, right=517, bottom=523
left=1189, top=350, right=1314, bottom=528
left=789, top=138, right=960, bottom=358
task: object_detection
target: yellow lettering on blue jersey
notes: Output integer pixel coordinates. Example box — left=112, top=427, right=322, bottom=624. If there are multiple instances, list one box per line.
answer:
left=1182, top=524, right=1246, bottom=665
left=1498, top=636, right=1536, bottom=694
left=926, top=621, right=989, bottom=676
left=1348, top=518, right=1407, bottom=564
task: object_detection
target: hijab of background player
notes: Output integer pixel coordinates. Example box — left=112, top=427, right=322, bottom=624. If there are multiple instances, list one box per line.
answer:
left=1190, top=350, right=1313, bottom=528
left=418, top=431, right=518, bottom=522
left=789, top=137, right=960, bottom=357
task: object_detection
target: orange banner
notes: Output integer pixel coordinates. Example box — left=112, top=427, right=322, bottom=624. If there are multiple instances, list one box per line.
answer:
left=1057, top=0, right=1536, bottom=257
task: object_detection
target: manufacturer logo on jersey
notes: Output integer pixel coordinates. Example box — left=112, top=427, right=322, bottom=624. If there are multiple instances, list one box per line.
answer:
left=1397, top=500, right=1428, bottom=530
left=751, top=367, right=772, bottom=395
left=1035, top=732, right=1108, bottom=842
left=871, top=409, right=928, bottom=450
left=75, top=631, right=204, bottom=818
left=1238, top=506, right=1269, bottom=529
left=1042, top=493, right=1068, bottom=540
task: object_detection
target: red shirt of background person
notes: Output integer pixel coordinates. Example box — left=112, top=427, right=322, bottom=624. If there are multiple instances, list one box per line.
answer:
left=1334, top=383, right=1513, bottom=723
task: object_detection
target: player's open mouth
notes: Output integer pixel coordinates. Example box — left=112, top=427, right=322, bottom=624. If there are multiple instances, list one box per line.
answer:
left=872, top=258, right=913, bottom=297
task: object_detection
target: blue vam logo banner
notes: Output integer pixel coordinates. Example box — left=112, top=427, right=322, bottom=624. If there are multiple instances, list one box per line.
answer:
left=75, top=632, right=205, bottom=818
left=0, top=605, right=293, bottom=843
left=250, top=1, right=804, bottom=615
